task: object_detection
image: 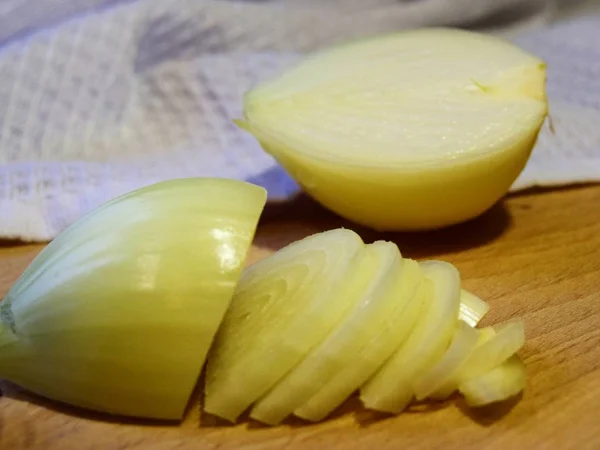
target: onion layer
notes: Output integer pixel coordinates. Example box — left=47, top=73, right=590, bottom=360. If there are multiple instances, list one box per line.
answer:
left=459, top=356, right=526, bottom=407
left=459, top=290, right=490, bottom=327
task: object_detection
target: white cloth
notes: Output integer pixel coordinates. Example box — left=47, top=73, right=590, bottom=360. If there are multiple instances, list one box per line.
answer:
left=0, top=0, right=598, bottom=241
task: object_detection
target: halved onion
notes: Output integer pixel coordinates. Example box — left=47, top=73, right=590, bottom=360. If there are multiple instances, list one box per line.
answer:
left=238, top=28, right=548, bottom=230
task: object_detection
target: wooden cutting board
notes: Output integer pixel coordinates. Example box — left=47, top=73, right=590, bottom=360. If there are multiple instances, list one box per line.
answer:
left=1, top=185, right=599, bottom=450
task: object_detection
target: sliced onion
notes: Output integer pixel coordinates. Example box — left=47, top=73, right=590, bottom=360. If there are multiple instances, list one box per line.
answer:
left=293, top=258, right=424, bottom=422
left=459, top=289, right=490, bottom=327
left=249, top=241, right=407, bottom=424
left=459, top=355, right=526, bottom=407
left=456, top=320, right=525, bottom=385
left=413, top=321, right=480, bottom=400
left=360, top=261, right=461, bottom=414
left=428, top=326, right=497, bottom=401
left=204, top=229, right=365, bottom=422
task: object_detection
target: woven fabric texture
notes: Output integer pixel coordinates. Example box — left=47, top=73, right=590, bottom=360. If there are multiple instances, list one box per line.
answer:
left=0, top=0, right=598, bottom=240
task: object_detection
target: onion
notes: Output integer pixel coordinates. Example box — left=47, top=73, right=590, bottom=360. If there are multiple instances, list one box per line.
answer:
left=455, top=320, right=526, bottom=384
left=204, top=229, right=366, bottom=422
left=459, top=355, right=526, bottom=406
left=413, top=321, right=480, bottom=400
left=0, top=178, right=266, bottom=419
left=2, top=186, right=527, bottom=422
left=249, top=243, right=422, bottom=425
left=359, top=261, right=461, bottom=413
left=417, top=290, right=491, bottom=401
left=459, top=289, right=490, bottom=327
left=237, top=28, right=548, bottom=230
left=420, top=320, right=524, bottom=403
left=428, top=326, right=497, bottom=400
left=293, top=258, right=424, bottom=422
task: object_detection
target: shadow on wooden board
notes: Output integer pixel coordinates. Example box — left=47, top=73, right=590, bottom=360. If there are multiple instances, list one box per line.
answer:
left=256, top=193, right=513, bottom=260
left=0, top=378, right=520, bottom=432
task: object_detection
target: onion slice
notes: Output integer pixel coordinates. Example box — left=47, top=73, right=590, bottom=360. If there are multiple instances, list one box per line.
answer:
left=428, top=326, right=497, bottom=400
left=249, top=241, right=413, bottom=425
left=459, top=355, right=526, bottom=406
left=204, top=229, right=365, bottom=422
left=413, top=321, right=480, bottom=401
left=457, top=320, right=525, bottom=385
left=360, top=261, right=461, bottom=414
left=294, top=258, right=424, bottom=422
left=459, top=289, right=490, bottom=327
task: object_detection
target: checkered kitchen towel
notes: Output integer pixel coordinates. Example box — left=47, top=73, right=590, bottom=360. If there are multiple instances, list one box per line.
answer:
left=0, top=0, right=599, bottom=241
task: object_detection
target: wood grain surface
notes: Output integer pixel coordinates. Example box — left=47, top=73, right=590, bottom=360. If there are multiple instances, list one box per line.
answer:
left=1, top=185, right=599, bottom=450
